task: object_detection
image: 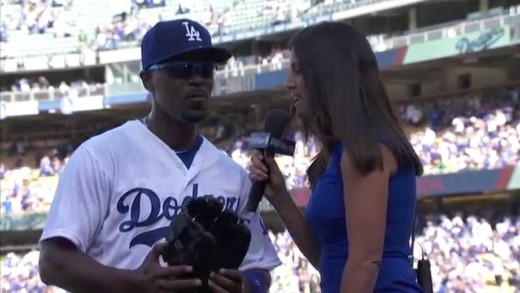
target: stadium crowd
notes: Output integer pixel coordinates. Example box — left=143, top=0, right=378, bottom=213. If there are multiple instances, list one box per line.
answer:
left=1, top=213, right=519, bottom=292
left=0, top=0, right=75, bottom=38
left=1, top=88, right=519, bottom=213
left=2, top=76, right=98, bottom=96
left=230, top=88, right=520, bottom=188
left=1, top=88, right=519, bottom=292
left=404, top=89, right=520, bottom=175
left=1, top=1, right=519, bottom=292
left=268, top=212, right=520, bottom=293
left=0, top=0, right=304, bottom=54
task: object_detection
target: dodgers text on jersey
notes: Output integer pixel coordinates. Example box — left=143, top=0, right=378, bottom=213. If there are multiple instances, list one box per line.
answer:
left=116, top=183, right=240, bottom=248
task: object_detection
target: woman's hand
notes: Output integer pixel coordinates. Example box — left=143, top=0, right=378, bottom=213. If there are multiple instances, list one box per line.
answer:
left=248, top=151, right=290, bottom=204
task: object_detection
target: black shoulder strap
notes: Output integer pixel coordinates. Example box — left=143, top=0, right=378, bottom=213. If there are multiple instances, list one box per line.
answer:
left=410, top=204, right=417, bottom=265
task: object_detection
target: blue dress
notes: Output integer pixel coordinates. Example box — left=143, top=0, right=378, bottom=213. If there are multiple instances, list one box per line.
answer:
left=305, top=143, right=423, bottom=293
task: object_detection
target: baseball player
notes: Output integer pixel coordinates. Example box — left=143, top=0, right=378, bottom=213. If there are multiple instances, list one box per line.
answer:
left=38, top=19, right=280, bottom=293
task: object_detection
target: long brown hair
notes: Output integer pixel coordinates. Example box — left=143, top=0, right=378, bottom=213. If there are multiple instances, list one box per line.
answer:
left=289, top=22, right=423, bottom=188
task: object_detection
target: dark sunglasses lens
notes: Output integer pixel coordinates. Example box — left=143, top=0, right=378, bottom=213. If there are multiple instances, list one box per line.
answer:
left=166, top=63, right=215, bottom=78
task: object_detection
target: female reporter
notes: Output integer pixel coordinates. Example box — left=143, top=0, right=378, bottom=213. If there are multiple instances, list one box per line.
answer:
left=249, top=22, right=424, bottom=293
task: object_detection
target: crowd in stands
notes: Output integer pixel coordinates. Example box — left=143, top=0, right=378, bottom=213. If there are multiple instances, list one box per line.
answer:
left=414, top=212, right=520, bottom=292
left=92, top=0, right=165, bottom=51
left=1, top=212, right=519, bottom=292
left=0, top=0, right=334, bottom=74
left=0, top=0, right=75, bottom=38
left=1, top=1, right=519, bottom=292
left=269, top=212, right=520, bottom=293
left=229, top=88, right=520, bottom=189
left=0, top=0, right=303, bottom=54
left=5, top=76, right=85, bottom=94
left=0, top=87, right=519, bottom=290
left=404, top=89, right=520, bottom=174
left=1, top=88, right=519, bottom=213
left=1, top=76, right=104, bottom=100
left=1, top=0, right=519, bottom=73
left=0, top=0, right=353, bottom=67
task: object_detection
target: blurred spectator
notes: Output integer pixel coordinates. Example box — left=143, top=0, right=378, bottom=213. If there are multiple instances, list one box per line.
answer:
left=0, top=0, right=76, bottom=37
left=1, top=151, right=67, bottom=215
left=0, top=163, right=6, bottom=179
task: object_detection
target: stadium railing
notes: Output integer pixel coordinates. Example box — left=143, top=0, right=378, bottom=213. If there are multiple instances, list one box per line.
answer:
left=0, top=84, right=106, bottom=103
left=373, top=5, right=520, bottom=52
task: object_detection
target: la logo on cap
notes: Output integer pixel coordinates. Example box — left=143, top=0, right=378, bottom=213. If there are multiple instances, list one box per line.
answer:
left=182, top=21, right=202, bottom=42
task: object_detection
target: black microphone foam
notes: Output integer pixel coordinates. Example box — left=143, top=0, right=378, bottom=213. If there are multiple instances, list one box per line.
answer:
left=246, top=109, right=291, bottom=213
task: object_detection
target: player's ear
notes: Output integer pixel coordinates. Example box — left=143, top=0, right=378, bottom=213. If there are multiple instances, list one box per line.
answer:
left=140, top=71, right=154, bottom=92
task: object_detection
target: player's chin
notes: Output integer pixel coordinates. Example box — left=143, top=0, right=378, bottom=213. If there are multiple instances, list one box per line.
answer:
left=181, top=110, right=208, bottom=124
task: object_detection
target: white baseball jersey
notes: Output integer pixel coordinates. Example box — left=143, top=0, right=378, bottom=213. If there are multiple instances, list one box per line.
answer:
left=40, top=120, right=281, bottom=271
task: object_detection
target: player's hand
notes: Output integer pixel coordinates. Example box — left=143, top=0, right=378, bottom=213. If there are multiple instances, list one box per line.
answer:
left=131, top=242, right=201, bottom=293
left=248, top=150, right=289, bottom=202
left=209, top=269, right=249, bottom=293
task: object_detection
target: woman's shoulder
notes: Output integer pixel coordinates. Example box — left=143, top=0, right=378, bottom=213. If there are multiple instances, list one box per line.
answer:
left=338, top=138, right=419, bottom=173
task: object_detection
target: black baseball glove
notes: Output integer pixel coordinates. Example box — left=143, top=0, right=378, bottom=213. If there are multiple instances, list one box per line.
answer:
left=162, top=197, right=252, bottom=293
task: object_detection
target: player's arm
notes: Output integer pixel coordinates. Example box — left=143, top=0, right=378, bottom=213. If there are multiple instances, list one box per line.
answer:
left=38, top=146, right=134, bottom=292
left=40, top=238, right=137, bottom=292
left=39, top=147, right=200, bottom=292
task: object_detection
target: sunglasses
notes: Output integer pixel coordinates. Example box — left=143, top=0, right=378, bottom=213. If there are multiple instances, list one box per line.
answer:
left=147, top=61, right=222, bottom=79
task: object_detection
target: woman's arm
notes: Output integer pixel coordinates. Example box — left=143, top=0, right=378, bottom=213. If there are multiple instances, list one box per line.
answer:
left=249, top=151, right=321, bottom=268
left=271, top=193, right=321, bottom=268
left=339, top=146, right=397, bottom=293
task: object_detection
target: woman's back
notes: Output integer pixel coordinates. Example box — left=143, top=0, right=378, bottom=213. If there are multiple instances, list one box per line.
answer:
left=305, top=143, right=422, bottom=293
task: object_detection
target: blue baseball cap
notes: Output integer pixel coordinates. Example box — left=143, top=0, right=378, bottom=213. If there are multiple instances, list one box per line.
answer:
left=141, top=19, right=232, bottom=70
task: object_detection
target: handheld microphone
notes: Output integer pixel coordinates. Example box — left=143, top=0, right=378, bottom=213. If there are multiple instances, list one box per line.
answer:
left=246, top=109, right=291, bottom=213
left=247, top=133, right=295, bottom=156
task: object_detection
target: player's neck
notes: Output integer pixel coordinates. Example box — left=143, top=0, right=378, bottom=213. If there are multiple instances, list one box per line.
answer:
left=146, top=109, right=198, bottom=151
